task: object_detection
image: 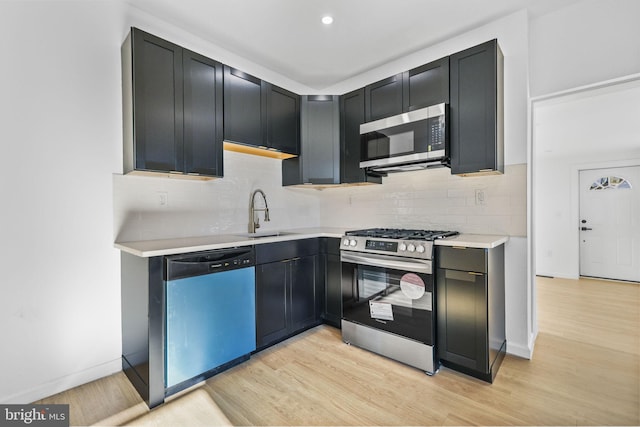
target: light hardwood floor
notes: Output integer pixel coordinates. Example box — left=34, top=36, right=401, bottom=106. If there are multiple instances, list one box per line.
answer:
left=36, top=276, right=640, bottom=426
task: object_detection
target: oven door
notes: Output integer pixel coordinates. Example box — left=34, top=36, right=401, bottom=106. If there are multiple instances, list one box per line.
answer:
left=341, top=251, right=434, bottom=346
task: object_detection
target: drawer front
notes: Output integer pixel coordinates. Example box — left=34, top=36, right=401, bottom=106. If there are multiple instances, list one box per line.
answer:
left=437, top=246, right=487, bottom=273
left=256, top=238, right=319, bottom=264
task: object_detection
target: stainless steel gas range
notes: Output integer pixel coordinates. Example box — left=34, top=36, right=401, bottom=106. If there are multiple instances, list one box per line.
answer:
left=340, top=228, right=458, bottom=374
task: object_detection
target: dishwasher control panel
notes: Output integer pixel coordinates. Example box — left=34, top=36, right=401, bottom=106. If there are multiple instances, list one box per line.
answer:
left=211, top=257, right=254, bottom=270
left=165, top=246, right=256, bottom=281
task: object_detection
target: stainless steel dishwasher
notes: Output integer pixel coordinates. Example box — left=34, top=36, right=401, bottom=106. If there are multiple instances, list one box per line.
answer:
left=164, top=246, right=256, bottom=393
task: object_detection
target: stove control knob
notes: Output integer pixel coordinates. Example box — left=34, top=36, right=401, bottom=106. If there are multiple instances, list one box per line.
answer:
left=343, top=238, right=350, bottom=246
left=399, top=243, right=407, bottom=251
left=416, top=245, right=425, bottom=254
left=349, top=239, right=357, bottom=247
left=407, top=243, right=416, bottom=253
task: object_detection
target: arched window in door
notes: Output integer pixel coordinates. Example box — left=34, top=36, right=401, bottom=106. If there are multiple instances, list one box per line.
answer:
left=589, top=176, right=632, bottom=190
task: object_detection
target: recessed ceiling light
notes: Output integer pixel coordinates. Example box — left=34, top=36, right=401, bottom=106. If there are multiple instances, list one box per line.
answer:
left=321, top=16, right=334, bottom=25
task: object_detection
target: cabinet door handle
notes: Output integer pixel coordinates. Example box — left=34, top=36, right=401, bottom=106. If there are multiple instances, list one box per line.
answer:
left=468, top=272, right=483, bottom=276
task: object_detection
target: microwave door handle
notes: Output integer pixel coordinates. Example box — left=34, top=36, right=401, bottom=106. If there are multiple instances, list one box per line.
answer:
left=341, top=252, right=432, bottom=274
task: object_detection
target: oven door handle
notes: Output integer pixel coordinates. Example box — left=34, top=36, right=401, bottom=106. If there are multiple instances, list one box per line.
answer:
left=341, top=251, right=432, bottom=274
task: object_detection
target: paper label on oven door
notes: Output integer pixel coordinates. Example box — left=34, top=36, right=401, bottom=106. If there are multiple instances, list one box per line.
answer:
left=369, top=301, right=394, bottom=321
left=400, top=273, right=425, bottom=299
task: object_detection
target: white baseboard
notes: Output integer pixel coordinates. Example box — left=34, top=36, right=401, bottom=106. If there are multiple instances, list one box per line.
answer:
left=535, top=272, right=579, bottom=280
left=506, top=338, right=534, bottom=359
left=1, top=358, right=122, bottom=404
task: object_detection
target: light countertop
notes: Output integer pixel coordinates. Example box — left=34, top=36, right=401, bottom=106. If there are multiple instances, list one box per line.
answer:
left=434, top=234, right=509, bottom=249
left=114, top=227, right=347, bottom=257
left=115, top=228, right=508, bottom=257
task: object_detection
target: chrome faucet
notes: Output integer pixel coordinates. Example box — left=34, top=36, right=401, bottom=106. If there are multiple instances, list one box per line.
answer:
left=248, top=189, right=270, bottom=233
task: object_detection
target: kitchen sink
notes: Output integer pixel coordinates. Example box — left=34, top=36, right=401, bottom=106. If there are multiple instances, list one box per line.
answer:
left=234, top=231, right=297, bottom=239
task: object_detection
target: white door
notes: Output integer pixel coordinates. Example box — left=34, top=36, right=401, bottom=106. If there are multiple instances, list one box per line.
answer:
left=579, top=166, right=640, bottom=282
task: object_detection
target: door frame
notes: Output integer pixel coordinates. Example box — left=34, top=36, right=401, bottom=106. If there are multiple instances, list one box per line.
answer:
left=529, top=73, right=640, bottom=352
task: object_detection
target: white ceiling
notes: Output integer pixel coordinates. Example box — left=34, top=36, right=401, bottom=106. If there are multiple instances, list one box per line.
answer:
left=127, top=0, right=582, bottom=90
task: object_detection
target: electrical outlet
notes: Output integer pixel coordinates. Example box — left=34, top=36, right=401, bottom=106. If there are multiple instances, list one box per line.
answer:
left=158, top=191, right=168, bottom=207
left=475, top=189, right=486, bottom=205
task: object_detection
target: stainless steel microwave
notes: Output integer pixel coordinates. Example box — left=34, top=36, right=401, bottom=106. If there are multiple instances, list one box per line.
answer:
left=359, top=103, right=447, bottom=173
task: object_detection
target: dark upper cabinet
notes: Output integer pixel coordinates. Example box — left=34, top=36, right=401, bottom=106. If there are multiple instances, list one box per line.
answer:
left=282, top=95, right=339, bottom=185
left=449, top=39, right=504, bottom=175
left=124, top=28, right=222, bottom=179
left=363, top=57, right=450, bottom=123
left=365, top=73, right=404, bottom=121
left=405, top=57, right=450, bottom=111
left=223, top=66, right=263, bottom=147
left=283, top=93, right=381, bottom=186
left=129, top=29, right=183, bottom=174
left=182, top=50, right=224, bottom=176
left=266, top=84, right=300, bottom=155
left=340, top=88, right=381, bottom=185
left=223, top=66, right=300, bottom=155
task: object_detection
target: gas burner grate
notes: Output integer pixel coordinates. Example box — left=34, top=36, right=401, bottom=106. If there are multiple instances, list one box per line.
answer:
left=345, top=228, right=458, bottom=241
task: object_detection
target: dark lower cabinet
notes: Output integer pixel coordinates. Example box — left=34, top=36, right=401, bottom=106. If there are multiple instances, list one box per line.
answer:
left=449, top=39, right=504, bottom=175
left=436, top=244, right=506, bottom=383
left=255, top=239, right=321, bottom=349
left=290, top=256, right=319, bottom=330
left=123, top=28, right=223, bottom=179
left=120, top=253, right=165, bottom=408
left=256, top=261, right=289, bottom=346
left=320, top=237, right=342, bottom=328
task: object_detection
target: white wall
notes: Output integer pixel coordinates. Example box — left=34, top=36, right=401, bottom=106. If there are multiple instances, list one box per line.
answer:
left=0, top=1, right=124, bottom=403
left=529, top=0, right=640, bottom=97
left=534, top=80, right=640, bottom=278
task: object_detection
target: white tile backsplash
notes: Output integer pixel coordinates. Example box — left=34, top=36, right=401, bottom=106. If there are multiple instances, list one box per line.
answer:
left=114, top=153, right=527, bottom=242
left=319, top=164, right=527, bottom=236
left=113, top=150, right=322, bottom=242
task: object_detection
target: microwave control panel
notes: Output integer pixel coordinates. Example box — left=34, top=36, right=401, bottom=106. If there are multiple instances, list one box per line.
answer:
left=428, top=116, right=446, bottom=152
